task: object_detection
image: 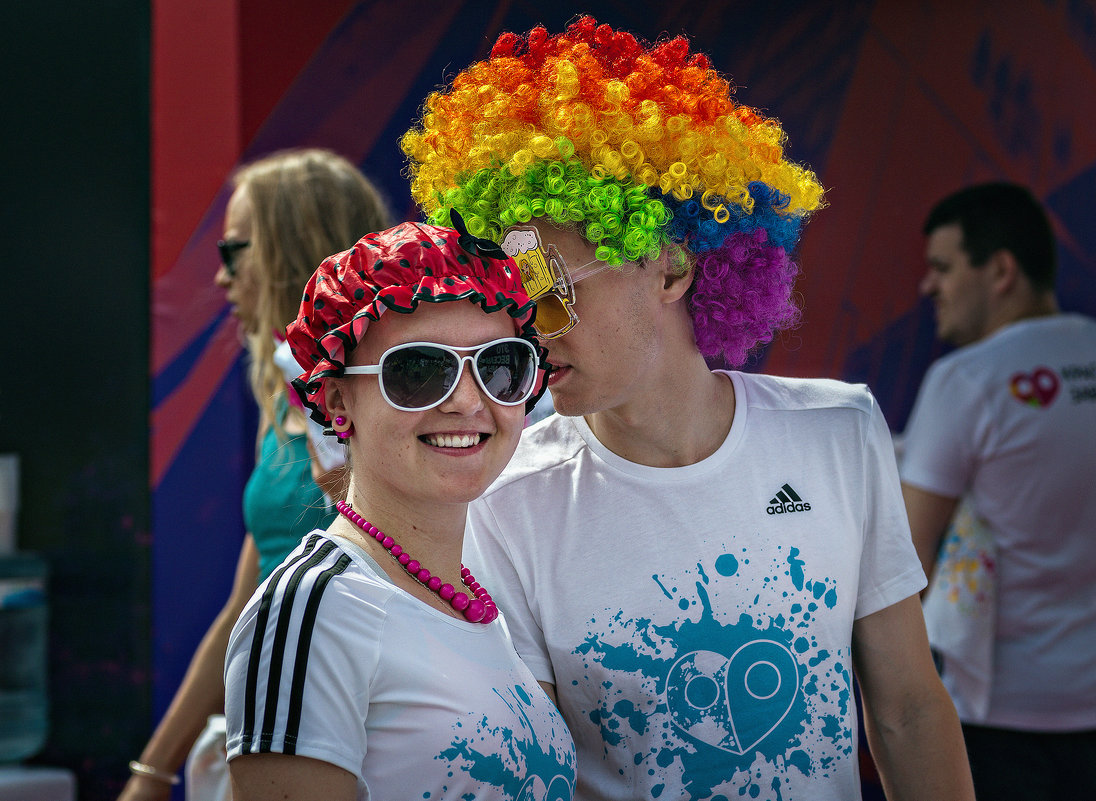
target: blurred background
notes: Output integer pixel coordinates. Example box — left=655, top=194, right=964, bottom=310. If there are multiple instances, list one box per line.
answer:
left=2, top=0, right=1094, bottom=798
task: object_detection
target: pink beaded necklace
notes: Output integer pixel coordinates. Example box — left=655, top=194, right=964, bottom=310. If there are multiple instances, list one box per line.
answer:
left=336, top=500, right=498, bottom=624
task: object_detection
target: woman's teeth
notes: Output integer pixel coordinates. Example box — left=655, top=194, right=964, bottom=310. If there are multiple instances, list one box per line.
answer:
left=425, top=433, right=481, bottom=448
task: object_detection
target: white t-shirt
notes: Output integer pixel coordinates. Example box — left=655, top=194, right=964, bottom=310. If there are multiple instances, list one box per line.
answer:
left=466, top=371, right=925, bottom=801
left=225, top=532, right=576, bottom=800
left=901, top=314, right=1096, bottom=731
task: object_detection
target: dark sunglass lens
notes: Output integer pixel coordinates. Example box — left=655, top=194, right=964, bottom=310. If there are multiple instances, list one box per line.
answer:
left=382, top=346, right=457, bottom=408
left=218, top=240, right=250, bottom=277
left=477, top=342, right=536, bottom=403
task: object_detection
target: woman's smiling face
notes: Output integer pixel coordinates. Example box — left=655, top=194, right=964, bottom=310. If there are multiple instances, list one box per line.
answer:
left=331, top=301, right=527, bottom=511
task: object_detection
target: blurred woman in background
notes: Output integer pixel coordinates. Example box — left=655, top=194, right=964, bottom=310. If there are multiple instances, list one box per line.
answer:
left=120, top=149, right=391, bottom=801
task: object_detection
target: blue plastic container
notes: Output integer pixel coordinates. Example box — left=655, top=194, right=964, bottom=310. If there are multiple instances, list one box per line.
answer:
left=0, top=553, right=48, bottom=764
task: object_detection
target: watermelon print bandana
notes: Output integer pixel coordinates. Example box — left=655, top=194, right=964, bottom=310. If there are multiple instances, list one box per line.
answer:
left=287, top=214, right=544, bottom=426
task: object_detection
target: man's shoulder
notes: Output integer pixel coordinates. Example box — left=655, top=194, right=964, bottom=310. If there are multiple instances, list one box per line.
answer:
left=928, top=313, right=1096, bottom=377
left=735, top=371, right=876, bottom=416
left=481, top=414, right=585, bottom=496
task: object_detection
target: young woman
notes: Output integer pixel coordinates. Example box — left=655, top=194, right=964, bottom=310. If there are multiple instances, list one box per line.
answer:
left=121, top=150, right=391, bottom=800
left=224, top=217, right=576, bottom=800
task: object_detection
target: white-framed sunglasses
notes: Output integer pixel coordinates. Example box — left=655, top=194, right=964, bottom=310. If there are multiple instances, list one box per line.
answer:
left=501, top=226, right=613, bottom=339
left=342, top=337, right=538, bottom=411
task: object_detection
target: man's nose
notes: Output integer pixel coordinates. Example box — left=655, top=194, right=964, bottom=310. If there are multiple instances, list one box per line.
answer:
left=919, top=271, right=937, bottom=297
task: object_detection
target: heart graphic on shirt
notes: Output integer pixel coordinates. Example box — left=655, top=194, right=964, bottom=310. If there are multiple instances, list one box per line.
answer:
left=517, top=774, right=572, bottom=801
left=1009, top=367, right=1059, bottom=407
left=665, top=640, right=799, bottom=754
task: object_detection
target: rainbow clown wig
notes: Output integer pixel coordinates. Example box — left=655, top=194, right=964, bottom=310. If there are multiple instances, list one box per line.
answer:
left=401, top=16, right=826, bottom=366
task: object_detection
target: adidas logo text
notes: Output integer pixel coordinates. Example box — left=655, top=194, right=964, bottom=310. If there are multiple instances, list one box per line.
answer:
left=766, top=483, right=812, bottom=515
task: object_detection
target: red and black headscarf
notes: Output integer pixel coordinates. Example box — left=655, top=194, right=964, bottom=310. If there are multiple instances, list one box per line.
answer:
left=287, top=213, right=545, bottom=426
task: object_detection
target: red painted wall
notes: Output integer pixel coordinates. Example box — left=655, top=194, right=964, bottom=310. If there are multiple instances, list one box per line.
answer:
left=151, top=0, right=356, bottom=284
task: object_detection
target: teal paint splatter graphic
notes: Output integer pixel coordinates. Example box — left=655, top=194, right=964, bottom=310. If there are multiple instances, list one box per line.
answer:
left=574, top=546, right=852, bottom=800
left=436, top=685, right=575, bottom=800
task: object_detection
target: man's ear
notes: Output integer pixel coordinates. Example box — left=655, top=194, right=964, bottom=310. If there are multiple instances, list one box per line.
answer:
left=988, top=248, right=1020, bottom=296
left=657, top=244, right=695, bottom=304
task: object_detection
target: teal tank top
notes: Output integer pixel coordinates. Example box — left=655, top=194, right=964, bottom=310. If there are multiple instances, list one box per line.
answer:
left=243, top=396, right=336, bottom=581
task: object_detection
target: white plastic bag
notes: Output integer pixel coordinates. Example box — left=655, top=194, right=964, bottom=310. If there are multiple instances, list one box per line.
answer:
left=185, top=714, right=230, bottom=801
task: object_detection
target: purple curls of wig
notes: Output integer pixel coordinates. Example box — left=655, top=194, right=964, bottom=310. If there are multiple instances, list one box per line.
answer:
left=688, top=228, right=800, bottom=367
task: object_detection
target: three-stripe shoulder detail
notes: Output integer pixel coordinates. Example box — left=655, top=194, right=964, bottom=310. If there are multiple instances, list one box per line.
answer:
left=239, top=535, right=352, bottom=752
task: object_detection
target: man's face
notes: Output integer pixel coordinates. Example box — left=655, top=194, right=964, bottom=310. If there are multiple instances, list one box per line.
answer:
left=511, top=220, right=666, bottom=418
left=921, top=223, right=994, bottom=346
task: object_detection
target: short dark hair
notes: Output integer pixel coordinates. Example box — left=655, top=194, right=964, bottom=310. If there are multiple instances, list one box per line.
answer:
left=923, top=182, right=1057, bottom=291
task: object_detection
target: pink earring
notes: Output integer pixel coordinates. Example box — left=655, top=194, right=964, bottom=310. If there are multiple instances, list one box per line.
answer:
left=331, top=415, right=354, bottom=440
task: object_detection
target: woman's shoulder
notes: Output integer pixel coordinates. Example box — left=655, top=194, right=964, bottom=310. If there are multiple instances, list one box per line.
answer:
left=243, top=533, right=397, bottom=632
left=227, top=533, right=399, bottom=695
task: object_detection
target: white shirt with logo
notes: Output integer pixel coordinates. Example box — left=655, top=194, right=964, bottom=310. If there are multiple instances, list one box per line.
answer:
left=466, top=371, right=924, bottom=801
left=901, top=314, right=1096, bottom=731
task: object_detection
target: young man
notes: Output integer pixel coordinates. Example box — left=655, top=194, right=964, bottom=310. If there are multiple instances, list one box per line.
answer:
left=403, top=18, right=974, bottom=800
left=902, top=183, right=1096, bottom=799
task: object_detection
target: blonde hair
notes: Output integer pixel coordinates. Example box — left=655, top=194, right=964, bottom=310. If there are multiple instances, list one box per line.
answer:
left=232, top=149, right=392, bottom=437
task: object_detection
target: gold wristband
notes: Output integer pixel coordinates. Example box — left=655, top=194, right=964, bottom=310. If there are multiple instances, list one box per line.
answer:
left=128, top=761, right=180, bottom=785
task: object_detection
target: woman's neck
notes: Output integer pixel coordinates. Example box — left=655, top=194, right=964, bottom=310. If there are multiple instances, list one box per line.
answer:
left=332, top=484, right=470, bottom=615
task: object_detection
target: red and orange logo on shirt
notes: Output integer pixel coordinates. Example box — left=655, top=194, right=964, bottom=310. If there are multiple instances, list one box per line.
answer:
left=1009, top=367, right=1060, bottom=407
